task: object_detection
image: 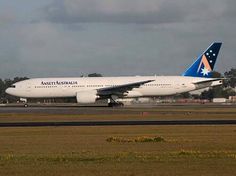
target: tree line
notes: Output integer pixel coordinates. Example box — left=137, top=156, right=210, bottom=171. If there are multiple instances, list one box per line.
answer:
left=0, top=77, right=29, bottom=103
left=200, top=68, right=236, bottom=99
left=0, top=69, right=235, bottom=103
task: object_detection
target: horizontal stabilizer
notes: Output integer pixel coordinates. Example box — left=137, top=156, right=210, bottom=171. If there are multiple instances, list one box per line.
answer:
left=193, top=78, right=223, bottom=90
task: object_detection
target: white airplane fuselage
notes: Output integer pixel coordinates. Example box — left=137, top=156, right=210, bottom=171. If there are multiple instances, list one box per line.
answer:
left=5, top=42, right=223, bottom=105
left=5, top=76, right=218, bottom=99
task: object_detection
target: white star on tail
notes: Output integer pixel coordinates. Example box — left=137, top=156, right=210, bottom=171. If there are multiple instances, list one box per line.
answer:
left=201, top=67, right=210, bottom=76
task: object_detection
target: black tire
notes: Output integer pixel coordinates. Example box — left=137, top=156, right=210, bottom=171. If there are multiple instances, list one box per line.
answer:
left=108, top=103, right=113, bottom=107
left=117, top=102, right=124, bottom=107
left=24, top=104, right=29, bottom=108
left=108, top=102, right=124, bottom=107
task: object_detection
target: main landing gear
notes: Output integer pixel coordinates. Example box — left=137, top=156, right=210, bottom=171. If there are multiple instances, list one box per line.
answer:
left=108, top=97, right=124, bottom=107
left=108, top=101, right=124, bottom=107
left=24, top=104, right=29, bottom=108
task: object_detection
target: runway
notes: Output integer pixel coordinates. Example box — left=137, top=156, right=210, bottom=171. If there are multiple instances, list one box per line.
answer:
left=1, top=120, right=236, bottom=127
left=0, top=104, right=236, bottom=115
left=0, top=105, right=235, bottom=127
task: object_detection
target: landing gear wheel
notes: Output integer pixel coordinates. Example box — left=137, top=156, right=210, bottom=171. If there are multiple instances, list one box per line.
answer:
left=118, top=102, right=124, bottom=107
left=108, top=102, right=124, bottom=107
left=108, top=102, right=113, bottom=107
left=108, top=96, right=124, bottom=107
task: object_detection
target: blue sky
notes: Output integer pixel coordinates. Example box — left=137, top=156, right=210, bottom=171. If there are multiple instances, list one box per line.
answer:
left=0, top=0, right=235, bottom=78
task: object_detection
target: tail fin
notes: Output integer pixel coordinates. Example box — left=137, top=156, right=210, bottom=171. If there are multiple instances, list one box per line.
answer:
left=182, top=42, right=222, bottom=78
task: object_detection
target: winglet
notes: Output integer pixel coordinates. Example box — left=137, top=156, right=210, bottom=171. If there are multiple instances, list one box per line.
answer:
left=182, top=42, right=222, bottom=78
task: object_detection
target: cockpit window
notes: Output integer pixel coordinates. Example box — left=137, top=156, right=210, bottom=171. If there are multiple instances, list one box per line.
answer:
left=10, top=85, right=16, bottom=88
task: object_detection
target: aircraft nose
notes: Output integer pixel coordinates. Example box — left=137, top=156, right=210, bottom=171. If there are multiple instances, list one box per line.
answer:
left=5, top=88, right=13, bottom=95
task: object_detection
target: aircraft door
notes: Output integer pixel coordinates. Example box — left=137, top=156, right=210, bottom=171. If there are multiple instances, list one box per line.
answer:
left=26, top=83, right=31, bottom=92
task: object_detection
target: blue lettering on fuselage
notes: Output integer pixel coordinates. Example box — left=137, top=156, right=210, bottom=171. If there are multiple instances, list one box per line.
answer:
left=41, top=81, right=78, bottom=86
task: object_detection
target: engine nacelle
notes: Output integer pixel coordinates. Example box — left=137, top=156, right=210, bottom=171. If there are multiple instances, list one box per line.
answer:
left=76, top=90, right=98, bottom=104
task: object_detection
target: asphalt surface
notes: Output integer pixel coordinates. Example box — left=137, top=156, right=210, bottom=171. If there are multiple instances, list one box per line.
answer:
left=0, top=104, right=235, bottom=127
left=1, top=120, right=236, bottom=127
left=0, top=104, right=236, bottom=115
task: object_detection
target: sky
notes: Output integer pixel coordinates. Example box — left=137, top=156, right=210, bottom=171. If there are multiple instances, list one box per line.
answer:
left=0, top=0, right=235, bottom=78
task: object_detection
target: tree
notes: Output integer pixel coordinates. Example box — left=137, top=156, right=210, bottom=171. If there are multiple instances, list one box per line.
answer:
left=174, top=92, right=191, bottom=99
left=224, top=68, right=236, bottom=88
left=200, top=86, right=235, bottom=100
left=88, top=73, right=103, bottom=77
left=0, top=79, right=5, bottom=102
left=199, top=68, right=236, bottom=99
left=211, top=71, right=223, bottom=78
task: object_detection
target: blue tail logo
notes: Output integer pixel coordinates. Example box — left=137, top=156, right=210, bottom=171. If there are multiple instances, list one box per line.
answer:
left=182, top=42, right=222, bottom=78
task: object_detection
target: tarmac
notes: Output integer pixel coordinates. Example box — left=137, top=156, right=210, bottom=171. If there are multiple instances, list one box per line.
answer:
left=0, top=104, right=235, bottom=127
left=0, top=103, right=235, bottom=115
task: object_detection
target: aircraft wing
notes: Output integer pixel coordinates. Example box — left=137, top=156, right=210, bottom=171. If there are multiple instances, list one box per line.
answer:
left=97, top=80, right=154, bottom=96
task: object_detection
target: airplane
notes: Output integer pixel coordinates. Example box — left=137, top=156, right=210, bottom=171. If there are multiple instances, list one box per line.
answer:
left=6, top=42, right=223, bottom=107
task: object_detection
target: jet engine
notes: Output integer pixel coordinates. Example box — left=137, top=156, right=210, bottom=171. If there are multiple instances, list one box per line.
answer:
left=76, top=90, right=98, bottom=104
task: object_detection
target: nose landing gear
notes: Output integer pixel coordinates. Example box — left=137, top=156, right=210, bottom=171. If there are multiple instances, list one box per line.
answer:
left=20, top=98, right=28, bottom=108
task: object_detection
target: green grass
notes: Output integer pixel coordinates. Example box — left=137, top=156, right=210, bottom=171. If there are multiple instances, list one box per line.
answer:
left=106, top=136, right=165, bottom=143
left=1, top=150, right=236, bottom=163
left=0, top=106, right=236, bottom=175
left=0, top=125, right=236, bottom=175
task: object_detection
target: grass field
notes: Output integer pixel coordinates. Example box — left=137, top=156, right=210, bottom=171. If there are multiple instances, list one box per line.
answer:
left=0, top=105, right=236, bottom=175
